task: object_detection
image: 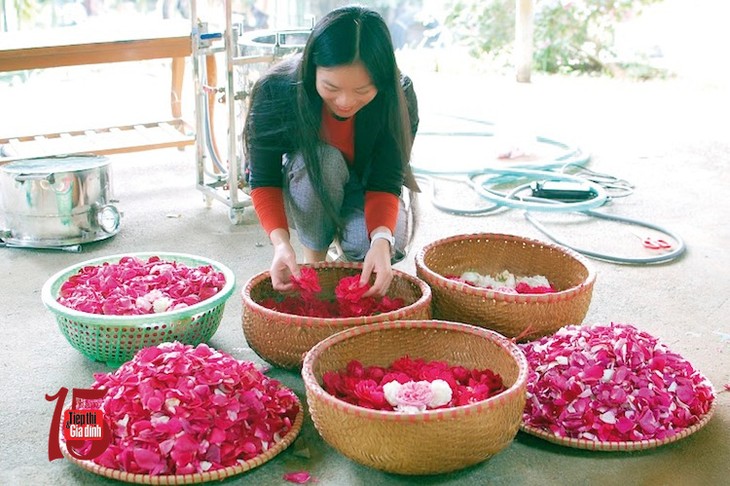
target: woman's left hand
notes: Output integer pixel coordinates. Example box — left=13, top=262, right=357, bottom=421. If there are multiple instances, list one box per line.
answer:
left=360, top=239, right=393, bottom=297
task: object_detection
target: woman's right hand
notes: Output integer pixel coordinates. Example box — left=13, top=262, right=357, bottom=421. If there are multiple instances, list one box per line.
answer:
left=269, top=229, right=299, bottom=292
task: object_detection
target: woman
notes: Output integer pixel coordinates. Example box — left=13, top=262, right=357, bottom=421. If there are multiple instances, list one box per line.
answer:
left=244, top=5, right=420, bottom=297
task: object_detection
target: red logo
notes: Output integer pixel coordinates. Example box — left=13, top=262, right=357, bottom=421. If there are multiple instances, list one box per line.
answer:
left=63, top=410, right=105, bottom=441
left=46, top=387, right=112, bottom=461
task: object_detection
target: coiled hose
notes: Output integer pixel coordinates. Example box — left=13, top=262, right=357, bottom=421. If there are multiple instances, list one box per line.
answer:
left=412, top=128, right=685, bottom=264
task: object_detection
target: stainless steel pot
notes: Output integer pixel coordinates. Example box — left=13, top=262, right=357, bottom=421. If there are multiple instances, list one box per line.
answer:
left=237, top=28, right=309, bottom=58
left=0, top=155, right=121, bottom=248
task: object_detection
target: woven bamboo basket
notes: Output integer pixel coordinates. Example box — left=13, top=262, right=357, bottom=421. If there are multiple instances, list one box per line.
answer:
left=302, top=320, right=528, bottom=475
left=415, top=233, right=596, bottom=341
left=59, top=395, right=304, bottom=484
left=242, top=262, right=432, bottom=369
left=520, top=400, right=717, bottom=451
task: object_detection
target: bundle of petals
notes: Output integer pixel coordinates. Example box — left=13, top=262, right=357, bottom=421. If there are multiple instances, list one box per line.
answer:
left=261, top=267, right=405, bottom=318
left=58, top=256, right=227, bottom=315
left=520, top=322, right=715, bottom=442
left=79, top=342, right=299, bottom=475
left=322, top=356, right=506, bottom=412
left=446, top=270, right=555, bottom=294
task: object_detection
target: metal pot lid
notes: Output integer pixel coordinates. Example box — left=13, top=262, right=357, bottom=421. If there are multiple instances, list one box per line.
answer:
left=1, top=155, right=109, bottom=174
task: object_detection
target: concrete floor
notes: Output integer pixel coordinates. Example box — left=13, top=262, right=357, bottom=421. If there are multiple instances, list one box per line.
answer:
left=1, top=43, right=729, bottom=486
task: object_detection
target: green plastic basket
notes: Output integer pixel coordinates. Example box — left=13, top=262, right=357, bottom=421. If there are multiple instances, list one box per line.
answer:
left=41, top=252, right=236, bottom=366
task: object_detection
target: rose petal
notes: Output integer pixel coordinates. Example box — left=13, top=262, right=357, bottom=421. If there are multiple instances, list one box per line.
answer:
left=520, top=323, right=715, bottom=442
left=88, top=342, right=299, bottom=475
left=283, top=471, right=312, bottom=484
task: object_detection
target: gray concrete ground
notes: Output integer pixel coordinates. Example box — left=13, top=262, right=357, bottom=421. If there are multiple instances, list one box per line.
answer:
left=1, top=69, right=728, bottom=485
left=1, top=3, right=729, bottom=482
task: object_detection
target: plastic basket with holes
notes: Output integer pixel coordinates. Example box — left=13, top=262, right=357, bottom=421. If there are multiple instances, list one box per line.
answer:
left=41, top=252, right=235, bottom=366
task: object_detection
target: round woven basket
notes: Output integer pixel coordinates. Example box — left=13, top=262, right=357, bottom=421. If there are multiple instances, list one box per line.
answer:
left=59, top=395, right=304, bottom=484
left=415, top=233, right=596, bottom=340
left=520, top=399, right=716, bottom=451
left=41, top=252, right=235, bottom=366
left=242, top=262, right=432, bottom=369
left=301, top=320, right=528, bottom=475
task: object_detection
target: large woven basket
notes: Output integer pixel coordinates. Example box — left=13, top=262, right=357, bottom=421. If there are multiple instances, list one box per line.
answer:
left=415, top=233, right=595, bottom=341
left=59, top=395, right=304, bottom=484
left=41, top=252, right=235, bottom=366
left=302, top=320, right=528, bottom=475
left=241, top=261, right=432, bottom=369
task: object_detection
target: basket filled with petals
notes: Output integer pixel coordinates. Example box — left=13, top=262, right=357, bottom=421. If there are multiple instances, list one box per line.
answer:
left=42, top=252, right=235, bottom=366
left=301, top=320, right=528, bottom=475
left=519, top=322, right=716, bottom=451
left=60, top=341, right=303, bottom=484
left=415, top=233, right=596, bottom=341
left=242, top=261, right=432, bottom=369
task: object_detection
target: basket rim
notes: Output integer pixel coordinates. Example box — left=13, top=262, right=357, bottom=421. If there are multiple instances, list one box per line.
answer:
left=414, top=232, right=596, bottom=303
left=41, top=252, right=236, bottom=326
left=60, top=393, right=304, bottom=484
left=301, top=319, right=529, bottom=421
left=242, top=261, right=432, bottom=326
left=519, top=399, right=717, bottom=452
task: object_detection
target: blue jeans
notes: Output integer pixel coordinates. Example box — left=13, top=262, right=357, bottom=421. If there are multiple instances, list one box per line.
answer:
left=282, top=144, right=407, bottom=262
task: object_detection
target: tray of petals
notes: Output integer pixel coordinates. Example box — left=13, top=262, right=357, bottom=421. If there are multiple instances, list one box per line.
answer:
left=519, top=322, right=716, bottom=451
left=59, top=342, right=303, bottom=483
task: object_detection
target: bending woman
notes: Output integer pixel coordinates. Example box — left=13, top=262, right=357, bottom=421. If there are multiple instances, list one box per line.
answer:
left=244, top=5, right=420, bottom=297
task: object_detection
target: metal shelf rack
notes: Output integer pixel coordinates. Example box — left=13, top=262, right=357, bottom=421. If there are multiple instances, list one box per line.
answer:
left=189, top=1, right=309, bottom=223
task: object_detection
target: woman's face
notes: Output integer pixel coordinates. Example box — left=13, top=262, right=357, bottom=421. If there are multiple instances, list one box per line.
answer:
left=315, top=62, right=378, bottom=119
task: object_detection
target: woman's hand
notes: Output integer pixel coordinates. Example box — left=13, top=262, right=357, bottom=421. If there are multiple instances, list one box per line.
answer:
left=360, top=238, right=393, bottom=297
left=269, top=229, right=299, bottom=292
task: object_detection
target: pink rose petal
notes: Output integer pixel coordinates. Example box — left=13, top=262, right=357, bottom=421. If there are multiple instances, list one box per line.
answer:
left=57, top=257, right=226, bottom=315
left=84, top=342, right=299, bottom=475
left=284, top=471, right=312, bottom=484
left=520, top=323, right=715, bottom=442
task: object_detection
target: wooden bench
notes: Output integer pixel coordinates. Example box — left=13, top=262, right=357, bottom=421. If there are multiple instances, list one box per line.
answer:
left=0, top=20, right=194, bottom=164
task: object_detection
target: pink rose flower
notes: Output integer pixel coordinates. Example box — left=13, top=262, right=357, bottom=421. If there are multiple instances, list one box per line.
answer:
left=322, top=357, right=502, bottom=412
left=384, top=381, right=432, bottom=412
left=383, top=379, right=453, bottom=413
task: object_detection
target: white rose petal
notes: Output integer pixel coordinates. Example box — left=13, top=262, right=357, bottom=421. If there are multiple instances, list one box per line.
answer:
left=599, top=410, right=617, bottom=424
left=428, top=379, right=453, bottom=408
left=153, top=297, right=173, bottom=313
left=135, top=297, right=153, bottom=312
left=460, top=272, right=482, bottom=286
left=165, top=397, right=180, bottom=413
left=150, top=414, right=170, bottom=426
left=516, top=275, right=551, bottom=288
left=602, top=368, right=615, bottom=382
left=382, top=381, right=402, bottom=407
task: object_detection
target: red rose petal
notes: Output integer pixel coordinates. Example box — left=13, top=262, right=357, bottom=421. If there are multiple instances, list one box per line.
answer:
left=322, top=356, right=505, bottom=411
left=263, top=272, right=405, bottom=318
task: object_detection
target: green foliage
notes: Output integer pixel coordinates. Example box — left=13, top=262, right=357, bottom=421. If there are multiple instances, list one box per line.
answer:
left=445, top=0, right=664, bottom=76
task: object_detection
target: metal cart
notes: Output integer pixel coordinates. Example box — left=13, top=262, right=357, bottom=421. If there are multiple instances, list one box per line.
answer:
left=190, top=1, right=310, bottom=224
